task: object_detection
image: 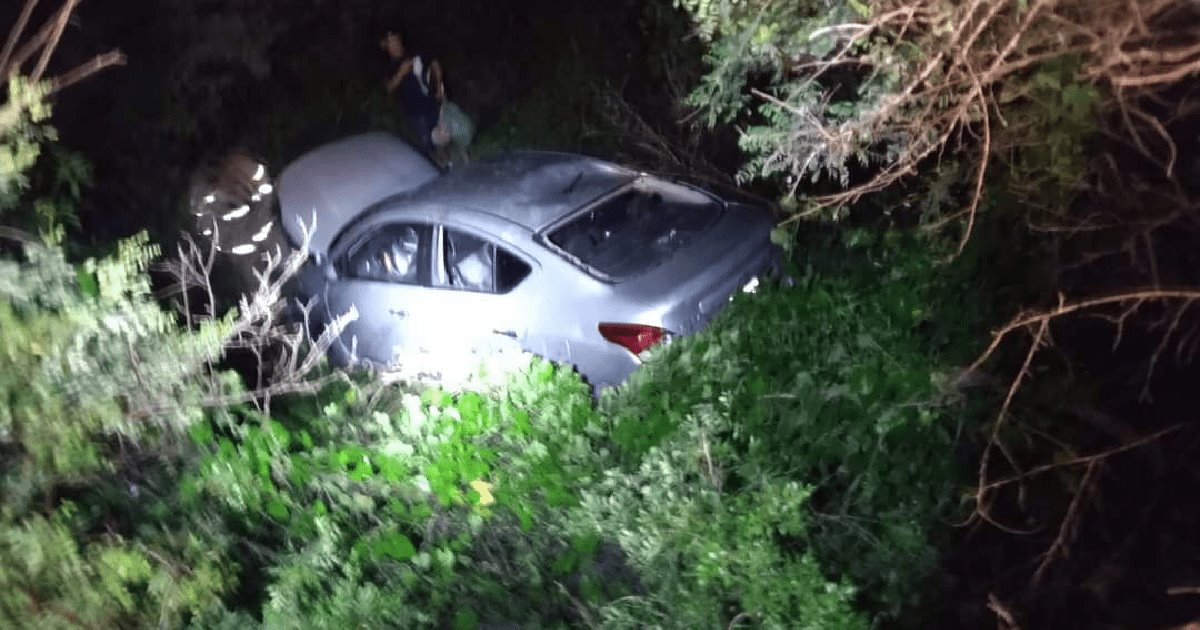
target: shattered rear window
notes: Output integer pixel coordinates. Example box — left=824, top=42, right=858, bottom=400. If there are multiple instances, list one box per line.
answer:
left=547, top=181, right=722, bottom=278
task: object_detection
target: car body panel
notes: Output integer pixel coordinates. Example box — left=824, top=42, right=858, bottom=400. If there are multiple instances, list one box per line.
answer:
left=278, top=132, right=440, bottom=254
left=400, top=151, right=638, bottom=231
left=278, top=133, right=780, bottom=389
left=610, top=201, right=777, bottom=335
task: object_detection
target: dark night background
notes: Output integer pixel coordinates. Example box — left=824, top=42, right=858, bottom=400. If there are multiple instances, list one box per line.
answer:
left=16, top=0, right=736, bottom=251
left=4, top=0, right=1200, bottom=627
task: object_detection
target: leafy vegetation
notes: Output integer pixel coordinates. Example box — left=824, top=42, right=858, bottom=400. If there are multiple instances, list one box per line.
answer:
left=3, top=0, right=1199, bottom=627
left=678, top=0, right=1200, bottom=626
left=2, top=78, right=990, bottom=621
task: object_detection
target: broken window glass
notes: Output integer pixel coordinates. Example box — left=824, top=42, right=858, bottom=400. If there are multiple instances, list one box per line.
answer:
left=342, top=223, right=427, bottom=284
left=442, top=228, right=531, bottom=293
left=546, top=181, right=722, bottom=278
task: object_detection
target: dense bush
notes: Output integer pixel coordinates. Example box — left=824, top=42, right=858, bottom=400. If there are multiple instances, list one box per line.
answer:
left=151, top=229, right=980, bottom=627
left=3, top=73, right=989, bottom=624
left=0, top=230, right=238, bottom=626
left=0, top=203, right=982, bottom=628
left=177, top=348, right=867, bottom=627
left=596, top=230, right=987, bottom=622
left=0, top=5, right=1017, bottom=626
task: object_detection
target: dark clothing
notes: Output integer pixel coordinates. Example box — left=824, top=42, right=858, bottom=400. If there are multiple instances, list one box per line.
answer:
left=396, top=54, right=440, bottom=154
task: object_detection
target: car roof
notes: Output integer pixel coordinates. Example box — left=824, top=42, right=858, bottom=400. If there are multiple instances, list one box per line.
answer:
left=394, top=150, right=637, bottom=231
left=277, top=132, right=441, bottom=253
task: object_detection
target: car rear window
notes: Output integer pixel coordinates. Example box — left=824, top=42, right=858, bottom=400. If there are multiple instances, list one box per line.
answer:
left=546, top=181, right=722, bottom=278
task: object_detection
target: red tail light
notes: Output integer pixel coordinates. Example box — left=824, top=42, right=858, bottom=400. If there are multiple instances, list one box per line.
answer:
left=598, top=323, right=666, bottom=355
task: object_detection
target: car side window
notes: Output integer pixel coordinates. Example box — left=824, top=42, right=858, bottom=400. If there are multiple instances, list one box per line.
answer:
left=441, top=228, right=531, bottom=294
left=341, top=223, right=429, bottom=285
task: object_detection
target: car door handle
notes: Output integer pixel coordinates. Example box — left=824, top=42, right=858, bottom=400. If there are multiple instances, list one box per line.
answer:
left=492, top=329, right=518, bottom=338
left=389, top=309, right=407, bottom=319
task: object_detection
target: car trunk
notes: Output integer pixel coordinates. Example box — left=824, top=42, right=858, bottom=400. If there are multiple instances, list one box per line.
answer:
left=615, top=202, right=777, bottom=335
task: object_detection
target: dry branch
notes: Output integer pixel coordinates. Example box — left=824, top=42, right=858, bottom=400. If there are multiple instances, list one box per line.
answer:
left=144, top=216, right=359, bottom=419
left=29, top=0, right=77, bottom=81
left=0, top=0, right=40, bottom=76
left=764, top=0, right=1199, bottom=252
left=967, top=289, right=1200, bottom=377
left=2, top=0, right=125, bottom=100
left=1030, top=459, right=1098, bottom=584
left=963, top=285, right=1200, bottom=594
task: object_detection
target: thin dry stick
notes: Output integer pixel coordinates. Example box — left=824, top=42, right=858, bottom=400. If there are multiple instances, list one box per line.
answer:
left=29, top=0, right=77, bottom=81
left=979, top=424, right=1183, bottom=494
left=988, top=593, right=1021, bottom=630
left=1141, top=300, right=1194, bottom=401
left=1031, top=459, right=1100, bottom=585
left=5, top=0, right=80, bottom=77
left=968, top=289, right=1200, bottom=376
left=48, top=50, right=126, bottom=94
left=0, top=0, right=40, bottom=76
left=970, top=315, right=1049, bottom=533
left=952, top=65, right=991, bottom=256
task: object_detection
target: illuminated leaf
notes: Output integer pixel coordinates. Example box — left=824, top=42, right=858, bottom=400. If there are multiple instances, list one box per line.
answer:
left=469, top=479, right=495, bottom=506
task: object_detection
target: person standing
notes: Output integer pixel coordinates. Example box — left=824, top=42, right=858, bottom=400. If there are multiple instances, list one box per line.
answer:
left=381, top=30, right=444, bottom=155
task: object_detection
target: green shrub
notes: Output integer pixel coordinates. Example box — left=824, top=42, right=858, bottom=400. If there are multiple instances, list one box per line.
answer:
left=574, top=402, right=866, bottom=629
left=179, top=361, right=618, bottom=627
left=2, top=67, right=981, bottom=628
left=599, top=231, right=987, bottom=622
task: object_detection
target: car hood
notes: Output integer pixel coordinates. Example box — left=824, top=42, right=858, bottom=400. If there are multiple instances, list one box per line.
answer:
left=277, top=132, right=440, bottom=256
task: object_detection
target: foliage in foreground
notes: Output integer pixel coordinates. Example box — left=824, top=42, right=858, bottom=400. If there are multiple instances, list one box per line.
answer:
left=0, top=221, right=985, bottom=628
left=2, top=46, right=986, bottom=627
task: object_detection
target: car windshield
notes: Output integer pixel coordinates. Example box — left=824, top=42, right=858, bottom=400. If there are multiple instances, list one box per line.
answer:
left=547, top=181, right=722, bottom=278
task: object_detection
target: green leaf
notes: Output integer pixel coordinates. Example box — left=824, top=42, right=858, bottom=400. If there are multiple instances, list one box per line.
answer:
left=349, top=458, right=374, bottom=482
left=268, top=420, right=291, bottom=448
left=847, top=0, right=872, bottom=18
left=288, top=459, right=313, bottom=486
left=377, top=532, right=417, bottom=561
left=187, top=421, right=215, bottom=445
left=571, top=533, right=601, bottom=555
left=377, top=454, right=406, bottom=483
left=580, top=576, right=603, bottom=603
left=552, top=552, right=577, bottom=575
left=533, top=360, right=555, bottom=384
left=453, top=608, right=480, bottom=630
left=1061, top=83, right=1098, bottom=116
left=76, top=266, right=98, bottom=297
left=456, top=392, right=484, bottom=423
left=266, top=500, right=289, bottom=520
left=1032, top=70, right=1062, bottom=90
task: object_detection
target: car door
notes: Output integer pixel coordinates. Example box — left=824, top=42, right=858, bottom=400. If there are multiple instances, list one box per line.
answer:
left=412, top=224, right=536, bottom=359
left=322, top=222, right=432, bottom=366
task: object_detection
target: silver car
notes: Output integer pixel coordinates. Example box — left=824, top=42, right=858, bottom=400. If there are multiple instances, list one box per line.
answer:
left=278, top=132, right=779, bottom=389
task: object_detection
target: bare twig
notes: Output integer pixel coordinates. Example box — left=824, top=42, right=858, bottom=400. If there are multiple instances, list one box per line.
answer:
left=29, top=0, right=77, bottom=81
left=979, top=424, right=1184, bottom=494
left=968, top=314, right=1049, bottom=533
left=47, top=50, right=126, bottom=94
left=988, top=593, right=1021, bottom=630
left=0, top=0, right=40, bottom=76
left=1031, top=460, right=1100, bottom=585
left=968, top=289, right=1200, bottom=377
left=140, top=215, right=359, bottom=420
left=5, top=0, right=82, bottom=78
